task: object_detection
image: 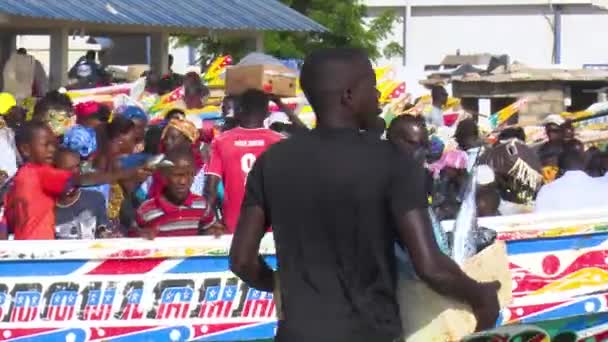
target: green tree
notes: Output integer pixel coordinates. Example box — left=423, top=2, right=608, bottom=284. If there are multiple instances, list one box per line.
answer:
left=177, top=0, right=403, bottom=65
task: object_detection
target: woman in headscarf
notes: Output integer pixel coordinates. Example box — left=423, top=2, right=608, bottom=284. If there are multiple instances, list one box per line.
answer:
left=32, top=90, right=75, bottom=138
left=116, top=105, right=148, bottom=153
left=146, top=117, right=205, bottom=198
left=96, top=116, right=139, bottom=235
left=74, top=101, right=110, bottom=131
left=429, top=149, right=469, bottom=220
left=62, top=124, right=112, bottom=208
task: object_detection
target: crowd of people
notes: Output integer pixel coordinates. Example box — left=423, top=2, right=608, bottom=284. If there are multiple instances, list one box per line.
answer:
left=0, top=48, right=604, bottom=241
left=0, top=45, right=607, bottom=340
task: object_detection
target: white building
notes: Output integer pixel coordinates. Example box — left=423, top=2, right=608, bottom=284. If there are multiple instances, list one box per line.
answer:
left=15, top=35, right=197, bottom=77
left=364, top=0, right=608, bottom=95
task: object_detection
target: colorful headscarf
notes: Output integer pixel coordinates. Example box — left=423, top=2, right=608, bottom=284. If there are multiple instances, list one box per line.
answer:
left=117, top=105, right=148, bottom=123
left=542, top=165, right=559, bottom=184
left=47, top=109, right=73, bottom=136
left=0, top=93, right=16, bottom=115
left=429, top=150, right=468, bottom=178
left=62, top=125, right=97, bottom=158
left=429, top=135, right=445, bottom=161
left=74, top=101, right=101, bottom=119
left=162, top=118, right=200, bottom=143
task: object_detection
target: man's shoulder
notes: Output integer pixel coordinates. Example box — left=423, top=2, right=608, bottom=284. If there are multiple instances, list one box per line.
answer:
left=188, top=194, right=209, bottom=210
left=261, top=131, right=311, bottom=155
left=260, top=129, right=285, bottom=142
left=137, top=198, right=161, bottom=216
left=212, top=129, right=235, bottom=144
left=12, top=164, right=39, bottom=183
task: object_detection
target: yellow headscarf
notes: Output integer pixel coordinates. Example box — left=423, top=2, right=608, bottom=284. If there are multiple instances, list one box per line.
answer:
left=162, top=118, right=200, bottom=143
left=542, top=165, right=559, bottom=184
left=0, top=93, right=16, bottom=115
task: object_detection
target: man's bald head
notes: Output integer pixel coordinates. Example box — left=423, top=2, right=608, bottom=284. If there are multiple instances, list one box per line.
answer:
left=387, top=115, right=429, bottom=163
left=300, top=48, right=379, bottom=129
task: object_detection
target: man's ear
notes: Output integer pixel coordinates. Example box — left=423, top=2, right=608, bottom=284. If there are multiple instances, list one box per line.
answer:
left=340, top=88, right=354, bottom=107
left=17, top=143, right=30, bottom=160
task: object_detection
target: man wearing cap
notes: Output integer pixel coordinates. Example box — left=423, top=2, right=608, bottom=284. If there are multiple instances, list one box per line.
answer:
left=543, top=114, right=565, bottom=143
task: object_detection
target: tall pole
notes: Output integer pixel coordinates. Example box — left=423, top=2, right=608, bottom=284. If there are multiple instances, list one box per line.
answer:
left=553, top=5, right=562, bottom=64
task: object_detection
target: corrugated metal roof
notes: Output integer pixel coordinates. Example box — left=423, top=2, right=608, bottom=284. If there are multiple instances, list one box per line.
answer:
left=0, top=0, right=326, bottom=32
left=441, top=54, right=493, bottom=66
left=454, top=65, right=608, bottom=83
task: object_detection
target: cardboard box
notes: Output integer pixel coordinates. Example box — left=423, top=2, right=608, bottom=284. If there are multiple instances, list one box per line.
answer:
left=398, top=242, right=512, bottom=342
left=225, top=64, right=297, bottom=98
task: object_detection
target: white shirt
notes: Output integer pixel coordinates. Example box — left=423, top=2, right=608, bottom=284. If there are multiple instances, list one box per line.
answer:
left=264, top=112, right=290, bottom=128
left=427, top=106, right=445, bottom=127
left=0, top=127, right=18, bottom=177
left=535, top=171, right=608, bottom=213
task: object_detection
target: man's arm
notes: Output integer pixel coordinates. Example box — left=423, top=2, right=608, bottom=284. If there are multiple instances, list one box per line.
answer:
left=395, top=208, right=499, bottom=331
left=270, top=96, right=307, bottom=130
left=204, top=175, right=220, bottom=217
left=204, top=139, right=223, bottom=216
left=74, top=167, right=150, bottom=187
left=229, top=154, right=273, bottom=292
left=390, top=152, right=499, bottom=331
left=229, top=206, right=273, bottom=291
left=39, top=165, right=150, bottom=198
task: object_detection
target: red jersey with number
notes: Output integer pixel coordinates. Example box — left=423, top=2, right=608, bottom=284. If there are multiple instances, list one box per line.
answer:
left=207, top=127, right=283, bottom=233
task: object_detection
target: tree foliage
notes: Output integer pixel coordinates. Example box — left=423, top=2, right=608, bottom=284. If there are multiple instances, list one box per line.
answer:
left=177, top=0, right=403, bottom=65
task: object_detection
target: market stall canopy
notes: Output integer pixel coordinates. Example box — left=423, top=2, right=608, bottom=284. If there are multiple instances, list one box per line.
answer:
left=0, top=0, right=326, bottom=34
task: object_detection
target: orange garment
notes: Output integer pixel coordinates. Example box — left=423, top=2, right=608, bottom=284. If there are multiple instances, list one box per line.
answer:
left=5, top=163, right=72, bottom=240
left=542, top=165, right=559, bottom=184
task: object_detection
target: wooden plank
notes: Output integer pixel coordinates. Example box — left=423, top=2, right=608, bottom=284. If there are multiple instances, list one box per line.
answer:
left=398, top=242, right=512, bottom=342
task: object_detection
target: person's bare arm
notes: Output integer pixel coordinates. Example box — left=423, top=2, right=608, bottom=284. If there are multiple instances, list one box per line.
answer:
left=395, top=208, right=500, bottom=331
left=270, top=96, right=307, bottom=130
left=229, top=206, right=274, bottom=291
left=390, top=150, right=499, bottom=332
left=74, top=167, right=150, bottom=187
left=204, top=174, right=220, bottom=217
left=229, top=153, right=273, bottom=291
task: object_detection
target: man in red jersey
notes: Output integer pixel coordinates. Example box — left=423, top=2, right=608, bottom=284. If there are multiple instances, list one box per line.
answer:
left=205, top=89, right=283, bottom=233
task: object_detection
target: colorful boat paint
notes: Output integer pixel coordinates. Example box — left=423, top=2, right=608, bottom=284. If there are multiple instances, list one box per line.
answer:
left=0, top=236, right=278, bottom=342
left=1, top=209, right=608, bottom=341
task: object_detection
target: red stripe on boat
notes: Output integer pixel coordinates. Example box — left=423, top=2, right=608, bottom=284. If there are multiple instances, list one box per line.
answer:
left=87, top=258, right=166, bottom=275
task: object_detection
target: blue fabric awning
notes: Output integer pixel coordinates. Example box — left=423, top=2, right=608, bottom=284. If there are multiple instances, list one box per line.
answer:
left=0, top=0, right=326, bottom=32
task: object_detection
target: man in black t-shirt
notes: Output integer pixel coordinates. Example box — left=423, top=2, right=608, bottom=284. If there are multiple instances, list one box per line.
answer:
left=229, top=48, right=500, bottom=342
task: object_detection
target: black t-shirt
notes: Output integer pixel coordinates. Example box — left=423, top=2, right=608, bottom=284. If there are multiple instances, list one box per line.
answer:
left=243, top=128, right=428, bottom=342
left=55, top=190, right=109, bottom=239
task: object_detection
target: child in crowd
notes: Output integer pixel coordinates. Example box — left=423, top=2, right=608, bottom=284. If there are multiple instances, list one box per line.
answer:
left=5, top=121, right=149, bottom=240
left=54, top=148, right=110, bottom=239
left=537, top=141, right=563, bottom=184
left=476, top=185, right=501, bottom=217
left=132, top=147, right=220, bottom=238
left=32, top=90, right=74, bottom=137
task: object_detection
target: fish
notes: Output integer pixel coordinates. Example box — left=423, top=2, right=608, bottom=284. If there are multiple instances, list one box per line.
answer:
left=145, top=154, right=174, bottom=169
left=451, top=164, right=479, bottom=265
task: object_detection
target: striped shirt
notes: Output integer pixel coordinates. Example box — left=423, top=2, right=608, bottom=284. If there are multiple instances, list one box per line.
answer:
left=133, top=193, right=216, bottom=237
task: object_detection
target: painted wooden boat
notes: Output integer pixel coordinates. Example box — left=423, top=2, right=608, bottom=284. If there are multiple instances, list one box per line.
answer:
left=0, top=208, right=606, bottom=341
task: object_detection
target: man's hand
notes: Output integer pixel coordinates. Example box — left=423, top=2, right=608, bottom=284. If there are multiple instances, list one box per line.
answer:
left=205, top=222, right=226, bottom=238
left=472, top=281, right=501, bottom=332
left=134, top=166, right=154, bottom=181
left=140, top=227, right=157, bottom=240
left=269, top=95, right=283, bottom=106
left=0, top=170, right=8, bottom=185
